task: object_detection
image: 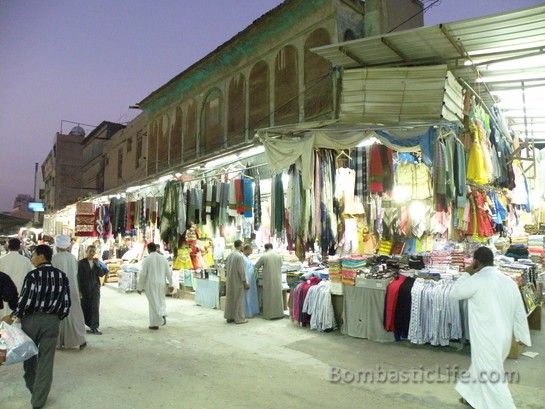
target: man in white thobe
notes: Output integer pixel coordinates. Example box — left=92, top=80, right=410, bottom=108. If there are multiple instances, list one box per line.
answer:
left=52, top=235, right=87, bottom=349
left=0, top=238, right=33, bottom=292
left=451, top=247, right=531, bottom=409
left=254, top=243, right=284, bottom=320
left=224, top=240, right=249, bottom=324
left=137, top=243, right=173, bottom=330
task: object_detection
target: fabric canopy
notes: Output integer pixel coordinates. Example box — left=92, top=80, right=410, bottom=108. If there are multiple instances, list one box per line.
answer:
left=258, top=125, right=448, bottom=189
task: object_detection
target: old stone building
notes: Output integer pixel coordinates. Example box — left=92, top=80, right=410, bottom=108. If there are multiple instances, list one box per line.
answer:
left=42, top=127, right=85, bottom=211
left=103, top=113, right=147, bottom=191
left=81, top=121, right=125, bottom=197
left=138, top=0, right=423, bottom=179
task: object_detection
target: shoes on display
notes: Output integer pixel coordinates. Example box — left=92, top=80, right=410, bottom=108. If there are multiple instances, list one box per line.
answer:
left=149, top=326, right=159, bottom=330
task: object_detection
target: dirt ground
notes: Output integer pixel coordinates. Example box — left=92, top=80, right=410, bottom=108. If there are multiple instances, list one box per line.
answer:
left=1, top=286, right=544, bottom=409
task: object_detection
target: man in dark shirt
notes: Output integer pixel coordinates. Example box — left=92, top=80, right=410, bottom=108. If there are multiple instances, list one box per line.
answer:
left=78, top=245, right=106, bottom=334
left=0, top=270, right=18, bottom=312
left=6, top=244, right=71, bottom=409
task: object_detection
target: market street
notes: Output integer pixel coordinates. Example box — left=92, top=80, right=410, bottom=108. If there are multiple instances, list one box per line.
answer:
left=1, top=286, right=544, bottom=409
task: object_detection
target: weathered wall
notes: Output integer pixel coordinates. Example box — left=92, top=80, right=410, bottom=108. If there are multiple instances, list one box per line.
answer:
left=103, top=113, right=147, bottom=191
left=142, top=0, right=363, bottom=179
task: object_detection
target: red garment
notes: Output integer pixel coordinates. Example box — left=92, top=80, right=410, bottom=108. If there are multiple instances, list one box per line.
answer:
left=384, top=275, right=407, bottom=332
left=467, top=191, right=494, bottom=237
left=300, top=277, right=321, bottom=324
left=369, top=145, right=393, bottom=193
left=235, top=178, right=244, bottom=214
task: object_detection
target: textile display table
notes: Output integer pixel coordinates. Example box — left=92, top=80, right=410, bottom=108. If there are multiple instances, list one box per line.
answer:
left=342, top=280, right=395, bottom=343
left=195, top=278, right=220, bottom=309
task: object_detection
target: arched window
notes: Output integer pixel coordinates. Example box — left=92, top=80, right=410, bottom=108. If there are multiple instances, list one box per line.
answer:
left=170, top=106, right=183, bottom=165
left=249, top=61, right=269, bottom=134
left=157, top=114, right=169, bottom=172
left=304, top=28, right=333, bottom=119
left=227, top=73, right=246, bottom=145
left=344, top=29, right=356, bottom=41
left=200, top=88, right=224, bottom=154
left=274, top=45, right=299, bottom=125
left=182, top=99, right=197, bottom=162
left=147, top=120, right=158, bottom=176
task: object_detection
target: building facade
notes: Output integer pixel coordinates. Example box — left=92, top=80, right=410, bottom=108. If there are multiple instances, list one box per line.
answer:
left=42, top=128, right=85, bottom=211
left=81, top=121, right=125, bottom=197
left=137, top=0, right=423, bottom=180
left=103, top=113, right=147, bottom=191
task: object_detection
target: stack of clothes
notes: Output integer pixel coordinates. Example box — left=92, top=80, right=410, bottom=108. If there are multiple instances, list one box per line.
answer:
left=328, top=259, right=342, bottom=295
left=527, top=235, right=545, bottom=267
left=340, top=257, right=367, bottom=286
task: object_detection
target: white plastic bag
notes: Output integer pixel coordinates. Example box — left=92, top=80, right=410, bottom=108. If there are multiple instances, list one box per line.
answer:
left=0, top=321, right=38, bottom=365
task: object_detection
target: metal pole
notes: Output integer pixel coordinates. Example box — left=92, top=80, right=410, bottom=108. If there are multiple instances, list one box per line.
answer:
left=33, top=162, right=38, bottom=201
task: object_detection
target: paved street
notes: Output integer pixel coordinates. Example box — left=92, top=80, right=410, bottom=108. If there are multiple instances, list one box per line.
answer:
left=1, top=286, right=544, bottom=409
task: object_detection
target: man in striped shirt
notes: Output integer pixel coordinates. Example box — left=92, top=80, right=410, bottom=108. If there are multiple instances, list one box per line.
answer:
left=5, top=244, right=71, bottom=409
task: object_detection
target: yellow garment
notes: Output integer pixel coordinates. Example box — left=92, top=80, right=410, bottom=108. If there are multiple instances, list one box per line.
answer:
left=467, top=134, right=489, bottom=185
left=173, top=247, right=193, bottom=270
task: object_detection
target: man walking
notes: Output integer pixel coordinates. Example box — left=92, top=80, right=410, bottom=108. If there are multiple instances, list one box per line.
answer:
left=6, top=244, right=71, bottom=409
left=224, top=240, right=249, bottom=324
left=52, top=235, right=86, bottom=349
left=0, top=270, right=18, bottom=314
left=137, top=243, right=173, bottom=330
left=254, top=243, right=284, bottom=319
left=242, top=244, right=259, bottom=318
left=0, top=238, right=33, bottom=292
left=451, top=246, right=531, bottom=409
left=77, top=245, right=106, bottom=334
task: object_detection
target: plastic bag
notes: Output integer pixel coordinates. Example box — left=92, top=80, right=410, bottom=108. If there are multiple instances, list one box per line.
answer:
left=0, top=321, right=38, bottom=365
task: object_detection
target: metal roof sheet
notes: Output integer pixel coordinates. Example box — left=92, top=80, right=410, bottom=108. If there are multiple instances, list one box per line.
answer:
left=312, top=4, right=545, bottom=138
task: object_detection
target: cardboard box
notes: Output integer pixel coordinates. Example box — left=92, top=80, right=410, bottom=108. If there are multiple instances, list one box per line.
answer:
left=508, top=337, right=524, bottom=359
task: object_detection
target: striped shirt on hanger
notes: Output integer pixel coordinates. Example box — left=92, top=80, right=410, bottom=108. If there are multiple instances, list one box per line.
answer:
left=13, top=264, right=71, bottom=320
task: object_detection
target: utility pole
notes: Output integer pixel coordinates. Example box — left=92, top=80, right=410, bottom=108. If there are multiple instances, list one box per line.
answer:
left=33, top=162, right=39, bottom=201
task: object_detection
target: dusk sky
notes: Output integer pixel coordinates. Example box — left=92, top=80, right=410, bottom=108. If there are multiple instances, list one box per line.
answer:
left=1, top=0, right=543, bottom=211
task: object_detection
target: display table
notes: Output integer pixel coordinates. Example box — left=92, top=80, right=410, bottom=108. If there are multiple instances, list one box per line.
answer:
left=343, top=281, right=395, bottom=343
left=195, top=278, right=220, bottom=309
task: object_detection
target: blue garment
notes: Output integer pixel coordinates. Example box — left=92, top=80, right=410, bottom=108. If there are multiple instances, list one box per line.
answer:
left=243, top=255, right=259, bottom=317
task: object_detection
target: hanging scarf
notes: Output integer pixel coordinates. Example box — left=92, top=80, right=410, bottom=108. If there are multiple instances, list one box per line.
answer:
left=242, top=176, right=253, bottom=218
left=253, top=177, right=261, bottom=230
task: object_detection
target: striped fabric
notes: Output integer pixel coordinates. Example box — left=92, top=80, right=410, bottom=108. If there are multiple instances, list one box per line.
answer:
left=13, top=264, right=71, bottom=320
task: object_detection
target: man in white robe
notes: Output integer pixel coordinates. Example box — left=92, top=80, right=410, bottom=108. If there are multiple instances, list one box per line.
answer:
left=242, top=244, right=259, bottom=318
left=451, top=247, right=531, bottom=409
left=137, top=243, right=173, bottom=330
left=224, top=240, right=249, bottom=324
left=254, top=243, right=284, bottom=320
left=52, top=235, right=87, bottom=349
left=0, top=238, right=33, bottom=291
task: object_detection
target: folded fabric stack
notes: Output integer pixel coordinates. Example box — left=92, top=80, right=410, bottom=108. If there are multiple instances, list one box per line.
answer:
left=450, top=250, right=465, bottom=272
left=429, top=250, right=452, bottom=268
left=511, top=235, right=529, bottom=245
left=328, top=260, right=343, bottom=294
left=505, top=244, right=529, bottom=261
left=528, top=235, right=545, bottom=267
left=341, top=257, right=367, bottom=286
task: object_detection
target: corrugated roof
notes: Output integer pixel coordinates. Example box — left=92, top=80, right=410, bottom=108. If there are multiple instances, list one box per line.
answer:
left=312, top=4, right=545, bottom=138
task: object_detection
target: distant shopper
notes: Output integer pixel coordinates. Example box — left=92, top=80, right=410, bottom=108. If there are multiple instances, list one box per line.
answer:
left=4, top=244, right=70, bottom=409
left=224, top=240, right=249, bottom=324
left=242, top=244, right=259, bottom=318
left=137, top=243, right=173, bottom=330
left=52, top=235, right=87, bottom=349
left=451, top=246, right=531, bottom=408
left=0, top=271, right=18, bottom=314
left=254, top=243, right=284, bottom=320
left=77, top=245, right=106, bottom=335
left=0, top=238, right=34, bottom=292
